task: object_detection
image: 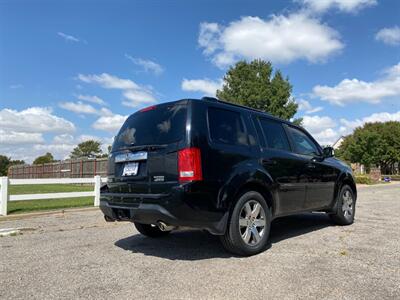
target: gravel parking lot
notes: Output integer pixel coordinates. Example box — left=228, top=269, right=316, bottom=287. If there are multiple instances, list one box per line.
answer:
left=1, top=184, right=399, bottom=299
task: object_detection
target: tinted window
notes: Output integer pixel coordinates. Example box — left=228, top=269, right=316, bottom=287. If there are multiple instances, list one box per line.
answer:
left=208, top=107, right=247, bottom=146
left=112, top=103, right=187, bottom=151
left=258, top=118, right=290, bottom=151
left=287, top=126, right=320, bottom=156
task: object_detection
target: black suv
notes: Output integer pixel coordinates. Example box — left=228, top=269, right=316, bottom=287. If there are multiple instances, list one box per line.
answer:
left=100, top=98, right=356, bottom=256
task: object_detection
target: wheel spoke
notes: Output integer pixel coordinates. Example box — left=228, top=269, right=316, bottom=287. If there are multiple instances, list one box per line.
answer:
left=239, top=218, right=248, bottom=227
left=253, top=219, right=266, bottom=227
left=251, top=203, right=261, bottom=218
left=242, top=227, right=251, bottom=243
left=251, top=227, right=261, bottom=243
left=244, top=203, right=252, bottom=218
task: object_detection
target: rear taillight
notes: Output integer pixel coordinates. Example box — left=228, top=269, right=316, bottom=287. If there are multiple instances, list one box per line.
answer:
left=178, top=147, right=203, bottom=182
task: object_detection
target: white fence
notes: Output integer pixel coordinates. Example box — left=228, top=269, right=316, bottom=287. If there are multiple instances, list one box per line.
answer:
left=0, top=176, right=107, bottom=216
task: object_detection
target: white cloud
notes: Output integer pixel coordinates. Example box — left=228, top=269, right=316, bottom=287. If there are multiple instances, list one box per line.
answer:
left=199, top=23, right=222, bottom=55
left=1, top=143, right=74, bottom=162
left=0, top=118, right=115, bottom=162
left=313, top=62, right=400, bottom=106
left=125, top=54, right=164, bottom=75
left=92, top=113, right=128, bottom=133
left=122, top=90, right=157, bottom=107
left=302, top=111, right=400, bottom=145
left=297, top=99, right=323, bottom=114
left=298, top=0, right=377, bottom=13
left=98, top=107, right=113, bottom=116
left=57, top=32, right=80, bottom=43
left=33, top=144, right=76, bottom=160
left=77, top=73, right=158, bottom=107
left=0, top=108, right=76, bottom=162
left=375, top=26, right=400, bottom=46
left=59, top=101, right=115, bottom=118
left=76, top=94, right=107, bottom=106
left=76, top=134, right=102, bottom=143
left=78, top=73, right=138, bottom=90
left=0, top=107, right=75, bottom=133
left=302, top=115, right=336, bottom=134
left=340, top=111, right=400, bottom=131
left=52, top=134, right=75, bottom=144
left=59, top=101, right=98, bottom=115
left=181, top=78, right=223, bottom=96
left=198, top=13, right=344, bottom=68
left=0, top=130, right=44, bottom=145
left=2, top=132, right=114, bottom=163
left=45, top=134, right=108, bottom=160
left=302, top=115, right=341, bottom=145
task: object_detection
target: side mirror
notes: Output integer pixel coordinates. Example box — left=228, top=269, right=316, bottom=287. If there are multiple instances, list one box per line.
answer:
left=322, top=146, right=334, bottom=158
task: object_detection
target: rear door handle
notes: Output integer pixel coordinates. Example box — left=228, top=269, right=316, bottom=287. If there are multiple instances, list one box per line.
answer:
left=262, top=158, right=277, bottom=166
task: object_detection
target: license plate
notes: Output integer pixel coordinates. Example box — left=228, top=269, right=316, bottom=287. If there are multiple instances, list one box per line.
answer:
left=122, top=162, right=139, bottom=176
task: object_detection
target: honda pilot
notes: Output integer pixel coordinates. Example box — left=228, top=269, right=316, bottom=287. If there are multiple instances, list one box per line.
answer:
left=100, top=97, right=357, bottom=256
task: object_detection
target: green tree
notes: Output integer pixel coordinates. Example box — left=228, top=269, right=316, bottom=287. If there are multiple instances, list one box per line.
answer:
left=216, top=59, right=299, bottom=122
left=337, top=121, right=400, bottom=174
left=0, top=155, right=25, bottom=176
left=0, top=155, right=10, bottom=176
left=33, top=152, right=55, bottom=165
left=99, top=145, right=112, bottom=158
left=70, top=140, right=102, bottom=159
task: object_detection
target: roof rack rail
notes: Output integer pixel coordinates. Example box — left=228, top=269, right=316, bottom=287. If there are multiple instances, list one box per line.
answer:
left=200, top=96, right=273, bottom=117
left=201, top=96, right=219, bottom=102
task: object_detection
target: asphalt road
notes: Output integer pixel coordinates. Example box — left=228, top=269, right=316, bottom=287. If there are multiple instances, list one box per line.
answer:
left=1, top=184, right=399, bottom=299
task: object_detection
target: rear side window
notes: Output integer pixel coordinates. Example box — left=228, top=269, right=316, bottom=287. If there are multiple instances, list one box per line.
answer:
left=112, top=103, right=187, bottom=151
left=208, top=107, right=248, bottom=146
left=287, top=126, right=320, bottom=156
left=258, top=118, right=290, bottom=151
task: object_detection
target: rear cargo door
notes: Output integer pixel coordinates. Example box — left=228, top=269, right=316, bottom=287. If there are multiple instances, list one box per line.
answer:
left=109, top=101, right=188, bottom=195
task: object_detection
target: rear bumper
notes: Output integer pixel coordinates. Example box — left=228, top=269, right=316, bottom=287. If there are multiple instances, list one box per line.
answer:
left=99, top=189, right=228, bottom=235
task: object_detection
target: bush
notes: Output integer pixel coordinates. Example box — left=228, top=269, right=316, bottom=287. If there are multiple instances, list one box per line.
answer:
left=355, top=176, right=372, bottom=185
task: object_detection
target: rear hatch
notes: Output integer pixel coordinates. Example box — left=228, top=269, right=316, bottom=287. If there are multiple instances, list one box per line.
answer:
left=108, top=101, right=188, bottom=195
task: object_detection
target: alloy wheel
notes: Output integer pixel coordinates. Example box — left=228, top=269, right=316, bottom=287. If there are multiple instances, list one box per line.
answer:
left=342, top=190, right=354, bottom=219
left=239, top=200, right=266, bottom=246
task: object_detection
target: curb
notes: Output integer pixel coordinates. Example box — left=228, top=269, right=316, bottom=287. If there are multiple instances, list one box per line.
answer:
left=0, top=206, right=100, bottom=222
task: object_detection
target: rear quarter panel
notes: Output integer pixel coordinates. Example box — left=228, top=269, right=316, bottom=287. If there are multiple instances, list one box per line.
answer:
left=189, top=101, right=270, bottom=211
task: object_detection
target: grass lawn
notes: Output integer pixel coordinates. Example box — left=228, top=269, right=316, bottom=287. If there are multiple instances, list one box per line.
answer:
left=5, top=184, right=95, bottom=215
left=9, top=184, right=93, bottom=195
left=8, top=197, right=94, bottom=214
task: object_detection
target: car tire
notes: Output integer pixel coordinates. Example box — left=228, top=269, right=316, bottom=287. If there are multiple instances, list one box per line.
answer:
left=220, top=191, right=271, bottom=256
left=133, top=222, right=171, bottom=238
left=329, top=184, right=356, bottom=225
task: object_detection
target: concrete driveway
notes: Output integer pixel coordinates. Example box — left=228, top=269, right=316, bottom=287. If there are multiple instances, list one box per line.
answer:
left=1, top=184, right=399, bottom=299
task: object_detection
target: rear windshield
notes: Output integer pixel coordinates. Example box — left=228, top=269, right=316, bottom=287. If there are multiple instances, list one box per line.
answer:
left=112, top=102, right=187, bottom=151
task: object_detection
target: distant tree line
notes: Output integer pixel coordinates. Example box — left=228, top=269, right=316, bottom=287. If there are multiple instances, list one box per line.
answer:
left=0, top=156, right=25, bottom=176
left=0, top=140, right=111, bottom=176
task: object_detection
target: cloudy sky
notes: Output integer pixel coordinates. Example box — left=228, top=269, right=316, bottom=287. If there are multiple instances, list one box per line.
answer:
left=1, top=0, right=399, bottom=162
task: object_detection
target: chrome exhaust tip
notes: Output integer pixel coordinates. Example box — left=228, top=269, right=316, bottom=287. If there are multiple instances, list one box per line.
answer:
left=157, top=221, right=175, bottom=231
